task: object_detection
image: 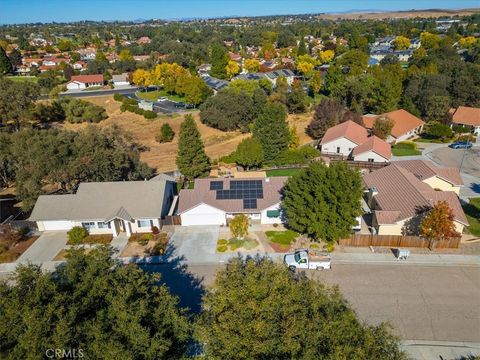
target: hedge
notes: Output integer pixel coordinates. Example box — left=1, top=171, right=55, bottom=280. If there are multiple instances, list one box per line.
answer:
left=120, top=103, right=157, bottom=119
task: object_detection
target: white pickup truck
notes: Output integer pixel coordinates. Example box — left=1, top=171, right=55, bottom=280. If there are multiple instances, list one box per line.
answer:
left=284, top=249, right=331, bottom=271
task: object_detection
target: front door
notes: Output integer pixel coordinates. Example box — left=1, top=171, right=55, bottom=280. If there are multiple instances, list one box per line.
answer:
left=118, top=220, right=125, bottom=232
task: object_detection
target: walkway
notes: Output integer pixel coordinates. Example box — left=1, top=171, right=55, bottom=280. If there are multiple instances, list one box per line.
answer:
left=110, top=233, right=129, bottom=257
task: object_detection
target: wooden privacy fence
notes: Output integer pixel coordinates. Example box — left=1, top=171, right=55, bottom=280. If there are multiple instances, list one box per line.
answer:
left=339, top=234, right=461, bottom=249
left=162, top=216, right=181, bottom=226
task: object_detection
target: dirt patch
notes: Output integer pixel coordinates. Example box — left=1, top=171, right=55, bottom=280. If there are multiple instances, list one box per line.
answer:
left=288, top=112, right=314, bottom=146
left=0, top=236, right=39, bottom=263
left=120, top=240, right=162, bottom=257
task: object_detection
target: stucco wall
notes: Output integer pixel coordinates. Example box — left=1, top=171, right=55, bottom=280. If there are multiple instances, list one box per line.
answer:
left=352, top=150, right=389, bottom=163
left=423, top=177, right=461, bottom=195
left=321, top=138, right=357, bottom=157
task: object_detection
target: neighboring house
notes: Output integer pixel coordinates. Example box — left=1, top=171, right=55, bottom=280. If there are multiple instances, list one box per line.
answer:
left=363, top=160, right=467, bottom=236
left=235, top=69, right=295, bottom=87
left=178, top=177, right=287, bottom=226
left=198, top=63, right=212, bottom=75
left=112, top=73, right=130, bottom=86
left=351, top=136, right=392, bottom=162
left=201, top=74, right=229, bottom=93
left=29, top=176, right=177, bottom=237
left=228, top=52, right=242, bottom=62
left=66, top=74, right=104, bottom=90
left=449, top=106, right=480, bottom=135
left=133, top=55, right=150, bottom=62
left=72, top=61, right=87, bottom=71
left=137, top=36, right=151, bottom=44
left=362, top=109, right=425, bottom=143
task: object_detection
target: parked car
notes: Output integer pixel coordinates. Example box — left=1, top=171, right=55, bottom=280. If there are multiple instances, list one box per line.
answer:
left=175, top=102, right=185, bottom=108
left=185, top=103, right=195, bottom=109
left=352, top=216, right=362, bottom=232
left=449, top=141, right=472, bottom=149
left=158, top=96, right=168, bottom=102
left=284, top=249, right=331, bottom=271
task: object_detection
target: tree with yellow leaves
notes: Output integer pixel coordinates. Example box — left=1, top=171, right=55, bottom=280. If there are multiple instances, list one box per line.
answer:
left=289, top=126, right=300, bottom=149
left=132, top=69, right=150, bottom=86
left=244, top=58, right=260, bottom=73
left=319, top=50, right=335, bottom=64
left=297, top=61, right=314, bottom=78
left=226, top=60, right=240, bottom=78
left=420, top=201, right=460, bottom=250
left=119, top=48, right=134, bottom=61
left=393, top=36, right=410, bottom=50
left=459, top=36, right=477, bottom=49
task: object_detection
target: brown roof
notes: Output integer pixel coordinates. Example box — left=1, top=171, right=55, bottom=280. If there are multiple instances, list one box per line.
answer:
left=375, top=210, right=401, bottom=224
left=178, top=177, right=287, bottom=214
left=394, top=160, right=463, bottom=186
left=320, top=120, right=368, bottom=146
left=362, top=109, right=425, bottom=138
left=70, top=74, right=104, bottom=84
left=351, top=135, right=392, bottom=160
left=451, top=106, right=480, bottom=126
left=363, top=163, right=467, bottom=225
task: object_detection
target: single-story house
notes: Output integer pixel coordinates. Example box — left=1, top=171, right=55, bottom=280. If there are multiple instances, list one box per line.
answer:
left=178, top=177, right=287, bottom=226
left=363, top=160, right=467, bottom=236
left=112, top=73, right=130, bottom=86
left=29, top=176, right=176, bottom=237
left=201, top=74, right=229, bottom=93
left=66, top=74, right=104, bottom=90
left=449, top=106, right=480, bottom=136
left=320, top=120, right=391, bottom=162
left=362, top=109, right=425, bottom=143
left=72, top=61, right=87, bottom=71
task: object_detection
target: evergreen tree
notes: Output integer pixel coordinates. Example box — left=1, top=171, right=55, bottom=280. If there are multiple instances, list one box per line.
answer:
left=210, top=44, right=229, bottom=79
left=253, top=103, right=290, bottom=162
left=282, top=161, right=363, bottom=243
left=156, top=123, right=175, bottom=143
left=7, top=48, right=22, bottom=68
left=0, top=47, right=13, bottom=75
left=196, top=257, right=406, bottom=360
left=176, top=114, right=210, bottom=180
left=234, top=137, right=264, bottom=170
left=297, top=38, right=307, bottom=56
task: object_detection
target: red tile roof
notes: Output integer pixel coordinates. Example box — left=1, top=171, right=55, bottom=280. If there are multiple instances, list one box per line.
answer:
left=362, top=109, right=425, bottom=138
left=69, top=74, right=104, bottom=84
left=178, top=177, right=287, bottom=214
left=394, top=160, right=463, bottom=186
left=363, top=163, right=467, bottom=225
left=451, top=106, right=480, bottom=127
left=351, top=135, right=392, bottom=160
left=320, top=120, right=369, bottom=146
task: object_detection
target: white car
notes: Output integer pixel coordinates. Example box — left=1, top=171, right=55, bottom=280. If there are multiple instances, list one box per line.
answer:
left=284, top=249, right=331, bottom=271
left=158, top=97, right=168, bottom=102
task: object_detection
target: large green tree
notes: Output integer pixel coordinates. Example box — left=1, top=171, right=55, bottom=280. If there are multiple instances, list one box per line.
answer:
left=196, top=257, right=406, bottom=360
left=210, top=44, right=229, bottom=79
left=176, top=114, right=210, bottom=180
left=0, top=47, right=13, bottom=74
left=306, top=98, right=347, bottom=139
left=0, top=247, right=190, bottom=359
left=0, top=78, right=40, bottom=129
left=234, top=137, right=264, bottom=170
left=282, top=161, right=363, bottom=242
left=252, top=103, right=290, bottom=162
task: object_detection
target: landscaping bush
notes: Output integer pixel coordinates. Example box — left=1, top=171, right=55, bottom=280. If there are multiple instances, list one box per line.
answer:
left=60, top=98, right=107, bottom=123
left=218, top=239, right=228, bottom=246
left=150, top=241, right=166, bottom=256
left=265, top=230, right=297, bottom=246
left=271, top=146, right=320, bottom=166
left=229, top=215, right=249, bottom=239
left=217, top=245, right=228, bottom=253
left=120, top=103, right=157, bottom=119
left=151, top=226, right=160, bottom=235
left=456, top=134, right=476, bottom=142
left=425, top=122, right=453, bottom=141
left=113, top=93, right=125, bottom=102
left=67, top=226, right=89, bottom=245
left=156, top=123, right=175, bottom=143
left=452, top=125, right=471, bottom=134
left=82, top=234, right=113, bottom=244
left=394, top=141, right=416, bottom=149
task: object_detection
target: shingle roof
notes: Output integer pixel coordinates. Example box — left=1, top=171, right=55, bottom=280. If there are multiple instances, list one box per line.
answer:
left=451, top=106, right=480, bottom=126
left=30, top=180, right=173, bottom=222
left=320, top=120, right=369, bottom=146
left=362, top=109, right=425, bottom=138
left=351, top=135, right=392, bottom=160
left=178, top=177, right=287, bottom=214
left=394, top=160, right=463, bottom=186
left=363, top=163, right=467, bottom=225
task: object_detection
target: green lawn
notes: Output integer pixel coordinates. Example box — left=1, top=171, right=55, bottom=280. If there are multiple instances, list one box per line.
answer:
left=136, top=90, right=185, bottom=103
left=265, top=230, right=297, bottom=246
left=463, top=198, right=480, bottom=237
left=391, top=147, right=422, bottom=156
left=266, top=168, right=304, bottom=177
left=6, top=76, right=38, bottom=83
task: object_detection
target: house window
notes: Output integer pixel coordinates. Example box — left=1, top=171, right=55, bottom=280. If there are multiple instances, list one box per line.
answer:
left=266, top=210, right=281, bottom=218
left=137, top=219, right=153, bottom=228
left=82, top=222, right=96, bottom=230
left=97, top=221, right=111, bottom=229
left=368, top=158, right=374, bottom=163
left=336, top=147, right=340, bottom=153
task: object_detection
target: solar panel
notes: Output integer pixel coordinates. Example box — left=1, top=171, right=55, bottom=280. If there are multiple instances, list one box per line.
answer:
left=210, top=181, right=223, bottom=190
left=243, top=198, right=257, bottom=209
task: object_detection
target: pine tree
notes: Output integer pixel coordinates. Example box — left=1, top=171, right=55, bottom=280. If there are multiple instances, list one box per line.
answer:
left=297, top=38, right=307, bottom=56
left=210, top=44, right=229, bottom=79
left=0, top=47, right=13, bottom=75
left=252, top=103, right=290, bottom=162
left=176, top=114, right=210, bottom=180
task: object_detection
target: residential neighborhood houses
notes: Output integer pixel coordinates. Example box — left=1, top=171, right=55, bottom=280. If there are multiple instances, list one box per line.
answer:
left=66, top=74, right=104, bottom=90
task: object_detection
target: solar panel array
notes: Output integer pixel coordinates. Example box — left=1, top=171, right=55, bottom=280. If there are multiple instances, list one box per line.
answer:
left=211, top=180, right=263, bottom=209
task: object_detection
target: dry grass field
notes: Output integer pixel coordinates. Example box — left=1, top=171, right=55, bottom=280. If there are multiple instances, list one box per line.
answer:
left=60, top=95, right=314, bottom=172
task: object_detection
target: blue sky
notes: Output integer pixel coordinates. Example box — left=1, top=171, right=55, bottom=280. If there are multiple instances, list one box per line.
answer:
left=2, top=0, right=479, bottom=24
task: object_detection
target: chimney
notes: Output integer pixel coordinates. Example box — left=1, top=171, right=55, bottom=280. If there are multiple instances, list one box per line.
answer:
left=367, top=186, right=378, bottom=208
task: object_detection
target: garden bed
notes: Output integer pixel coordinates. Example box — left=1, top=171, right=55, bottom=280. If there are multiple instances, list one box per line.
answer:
left=265, top=230, right=297, bottom=252
left=122, top=232, right=169, bottom=257
left=67, top=234, right=113, bottom=245
left=216, top=237, right=260, bottom=253
left=0, top=236, right=39, bottom=264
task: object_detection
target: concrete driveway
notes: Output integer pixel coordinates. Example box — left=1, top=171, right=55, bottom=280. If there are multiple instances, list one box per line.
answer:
left=16, top=231, right=67, bottom=264
left=169, top=226, right=222, bottom=264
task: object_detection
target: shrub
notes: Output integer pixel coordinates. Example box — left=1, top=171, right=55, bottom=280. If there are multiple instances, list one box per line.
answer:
left=456, top=134, right=476, bottom=142
left=452, top=125, right=471, bottom=134
left=394, top=141, right=417, bottom=150
left=218, top=239, right=228, bottom=246
left=217, top=245, right=228, bottom=252
left=156, top=123, right=175, bottom=143
left=82, top=234, right=112, bottom=244
left=67, top=226, right=88, bottom=245
left=150, top=241, right=165, bottom=256
left=60, top=98, right=107, bottom=123
left=0, top=243, right=9, bottom=254
left=229, top=215, right=249, bottom=239
left=151, top=226, right=160, bottom=235
left=425, top=122, right=453, bottom=140
left=120, top=103, right=157, bottom=119
left=141, top=233, right=154, bottom=242
left=271, top=146, right=320, bottom=166
left=113, top=93, right=125, bottom=102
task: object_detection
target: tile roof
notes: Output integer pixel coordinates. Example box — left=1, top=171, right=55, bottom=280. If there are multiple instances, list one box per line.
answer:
left=351, top=135, right=392, bottom=160
left=178, top=177, right=287, bottom=214
left=363, top=163, right=467, bottom=225
left=374, top=210, right=401, bottom=224
left=362, top=109, right=425, bottom=138
left=320, top=120, right=369, bottom=146
left=451, top=106, right=480, bottom=126
left=70, top=74, right=104, bottom=84
left=394, top=160, right=463, bottom=186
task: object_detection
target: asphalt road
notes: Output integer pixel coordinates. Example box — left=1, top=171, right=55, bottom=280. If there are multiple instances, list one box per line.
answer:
left=427, top=146, right=480, bottom=178
left=156, top=263, right=480, bottom=343
left=59, top=87, right=138, bottom=98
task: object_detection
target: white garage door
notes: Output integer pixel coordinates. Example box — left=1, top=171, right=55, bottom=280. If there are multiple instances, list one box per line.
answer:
left=181, top=213, right=225, bottom=226
left=42, top=220, right=74, bottom=231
